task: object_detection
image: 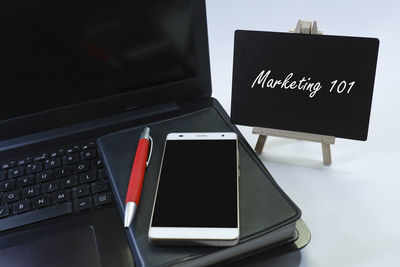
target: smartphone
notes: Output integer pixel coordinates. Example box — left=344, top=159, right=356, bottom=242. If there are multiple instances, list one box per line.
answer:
left=148, top=132, right=239, bottom=246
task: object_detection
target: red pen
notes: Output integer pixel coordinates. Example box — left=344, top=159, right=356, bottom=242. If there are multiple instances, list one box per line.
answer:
left=124, top=127, right=152, bottom=228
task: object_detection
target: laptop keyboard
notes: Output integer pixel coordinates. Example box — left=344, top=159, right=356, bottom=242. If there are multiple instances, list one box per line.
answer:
left=0, top=141, right=112, bottom=232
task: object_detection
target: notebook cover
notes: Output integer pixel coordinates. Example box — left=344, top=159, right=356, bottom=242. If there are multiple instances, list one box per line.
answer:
left=97, top=101, right=302, bottom=266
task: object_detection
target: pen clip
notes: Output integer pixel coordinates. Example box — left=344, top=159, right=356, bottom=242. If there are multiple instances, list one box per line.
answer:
left=146, top=136, right=153, bottom=167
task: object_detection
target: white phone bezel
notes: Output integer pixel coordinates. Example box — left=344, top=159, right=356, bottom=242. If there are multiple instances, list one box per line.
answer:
left=148, top=132, right=240, bottom=246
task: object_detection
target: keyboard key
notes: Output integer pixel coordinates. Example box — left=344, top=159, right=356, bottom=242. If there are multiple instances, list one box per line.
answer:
left=0, top=204, right=9, bottom=218
left=17, top=175, right=36, bottom=187
left=0, top=202, right=72, bottom=232
left=66, top=145, right=81, bottom=153
left=0, top=170, right=6, bottom=181
left=72, top=184, right=90, bottom=198
left=3, top=189, right=20, bottom=203
left=32, top=195, right=51, bottom=209
left=0, top=180, right=16, bottom=192
left=80, top=149, right=97, bottom=161
left=74, top=196, right=92, bottom=211
left=22, top=185, right=40, bottom=198
left=54, top=166, right=72, bottom=178
left=12, top=200, right=31, bottom=214
left=73, top=162, right=90, bottom=173
left=34, top=153, right=48, bottom=161
left=8, top=166, right=25, bottom=179
left=26, top=162, right=43, bottom=174
left=1, top=160, right=17, bottom=170
left=44, top=158, right=61, bottom=169
left=0, top=163, right=7, bottom=170
left=82, top=142, right=96, bottom=151
left=50, top=148, right=65, bottom=158
left=17, top=159, right=26, bottom=166
left=41, top=181, right=59, bottom=193
left=61, top=175, right=78, bottom=189
left=91, top=180, right=109, bottom=193
left=36, top=170, right=54, bottom=183
left=17, top=157, right=31, bottom=166
left=79, top=170, right=97, bottom=184
left=94, top=192, right=112, bottom=206
left=52, top=190, right=71, bottom=203
left=91, top=159, right=104, bottom=169
left=63, top=153, right=79, bottom=165
left=98, top=168, right=107, bottom=179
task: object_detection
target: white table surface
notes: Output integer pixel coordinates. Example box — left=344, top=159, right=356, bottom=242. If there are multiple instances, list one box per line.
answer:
left=206, top=1, right=400, bottom=266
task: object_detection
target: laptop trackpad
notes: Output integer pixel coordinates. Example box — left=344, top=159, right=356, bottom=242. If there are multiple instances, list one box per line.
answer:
left=0, top=226, right=101, bottom=267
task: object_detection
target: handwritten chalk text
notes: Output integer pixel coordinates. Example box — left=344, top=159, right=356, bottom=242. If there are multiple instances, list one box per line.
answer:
left=251, top=69, right=355, bottom=98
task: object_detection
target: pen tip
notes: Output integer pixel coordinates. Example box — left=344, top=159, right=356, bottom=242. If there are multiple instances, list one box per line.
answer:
left=124, top=202, right=137, bottom=228
left=140, top=127, right=150, bottom=139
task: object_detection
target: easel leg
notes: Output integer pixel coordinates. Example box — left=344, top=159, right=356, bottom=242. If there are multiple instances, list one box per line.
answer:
left=255, top=135, right=267, bottom=155
left=321, top=143, right=332, bottom=165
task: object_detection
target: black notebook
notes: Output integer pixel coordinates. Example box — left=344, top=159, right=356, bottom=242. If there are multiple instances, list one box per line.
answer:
left=97, top=105, right=303, bottom=267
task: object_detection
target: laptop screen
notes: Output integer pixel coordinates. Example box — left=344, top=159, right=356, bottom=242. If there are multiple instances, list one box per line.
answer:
left=0, top=0, right=197, bottom=122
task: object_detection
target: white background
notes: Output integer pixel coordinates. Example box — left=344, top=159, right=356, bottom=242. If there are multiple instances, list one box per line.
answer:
left=206, top=0, right=400, bottom=266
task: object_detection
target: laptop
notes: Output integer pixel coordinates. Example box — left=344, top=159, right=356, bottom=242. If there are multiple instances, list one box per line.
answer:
left=0, top=0, right=212, bottom=266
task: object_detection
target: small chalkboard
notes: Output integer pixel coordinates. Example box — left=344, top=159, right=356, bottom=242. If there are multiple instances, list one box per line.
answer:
left=231, top=30, right=379, bottom=141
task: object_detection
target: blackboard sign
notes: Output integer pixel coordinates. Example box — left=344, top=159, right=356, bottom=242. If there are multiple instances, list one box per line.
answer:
left=231, top=30, right=379, bottom=141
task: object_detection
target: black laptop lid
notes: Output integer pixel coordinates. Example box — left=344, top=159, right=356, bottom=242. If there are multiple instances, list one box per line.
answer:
left=0, top=0, right=211, bottom=141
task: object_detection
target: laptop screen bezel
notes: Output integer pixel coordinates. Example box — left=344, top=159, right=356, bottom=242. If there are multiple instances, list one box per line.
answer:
left=0, top=0, right=211, bottom=141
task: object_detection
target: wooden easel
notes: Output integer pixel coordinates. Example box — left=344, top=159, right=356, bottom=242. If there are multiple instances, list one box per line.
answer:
left=253, top=20, right=335, bottom=165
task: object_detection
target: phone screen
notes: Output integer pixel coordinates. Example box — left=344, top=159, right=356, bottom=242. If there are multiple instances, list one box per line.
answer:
left=151, top=139, right=238, bottom=228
